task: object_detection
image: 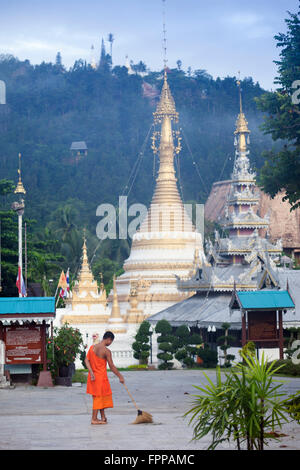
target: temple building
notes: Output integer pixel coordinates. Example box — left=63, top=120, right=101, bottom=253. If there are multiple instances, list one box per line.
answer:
left=205, top=81, right=282, bottom=267
left=205, top=182, right=300, bottom=263
left=55, top=70, right=206, bottom=367
left=70, top=141, right=88, bottom=159
left=204, top=87, right=300, bottom=264
left=54, top=237, right=145, bottom=367
left=55, top=79, right=300, bottom=367
left=110, top=69, right=206, bottom=321
left=54, top=237, right=110, bottom=363
left=147, top=84, right=300, bottom=362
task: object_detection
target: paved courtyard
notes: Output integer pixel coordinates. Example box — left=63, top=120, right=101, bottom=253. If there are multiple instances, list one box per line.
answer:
left=0, top=370, right=300, bottom=450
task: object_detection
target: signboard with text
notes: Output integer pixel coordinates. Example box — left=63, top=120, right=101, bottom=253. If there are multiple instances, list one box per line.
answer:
left=4, top=325, right=43, bottom=364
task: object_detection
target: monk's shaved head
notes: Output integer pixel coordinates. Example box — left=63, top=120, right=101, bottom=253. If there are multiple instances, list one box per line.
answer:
left=103, top=331, right=115, bottom=341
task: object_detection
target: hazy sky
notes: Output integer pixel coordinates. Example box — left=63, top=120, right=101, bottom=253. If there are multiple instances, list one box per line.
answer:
left=0, top=0, right=298, bottom=90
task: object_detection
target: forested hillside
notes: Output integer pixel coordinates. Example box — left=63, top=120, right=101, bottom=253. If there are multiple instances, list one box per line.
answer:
left=0, top=53, right=277, bottom=295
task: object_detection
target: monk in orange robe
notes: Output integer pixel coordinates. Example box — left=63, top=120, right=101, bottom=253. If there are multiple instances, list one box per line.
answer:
left=85, top=331, right=124, bottom=425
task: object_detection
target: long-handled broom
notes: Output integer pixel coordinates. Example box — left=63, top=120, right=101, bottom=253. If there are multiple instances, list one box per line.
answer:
left=122, top=383, right=153, bottom=424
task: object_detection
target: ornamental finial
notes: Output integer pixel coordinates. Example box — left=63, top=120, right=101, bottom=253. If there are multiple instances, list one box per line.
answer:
left=234, top=75, right=250, bottom=149
left=14, top=153, right=26, bottom=195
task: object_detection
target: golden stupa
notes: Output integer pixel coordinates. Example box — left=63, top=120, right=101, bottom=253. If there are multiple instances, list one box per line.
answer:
left=111, top=69, right=206, bottom=321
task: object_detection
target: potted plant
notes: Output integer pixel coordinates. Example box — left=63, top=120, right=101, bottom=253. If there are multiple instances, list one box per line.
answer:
left=52, top=323, right=83, bottom=382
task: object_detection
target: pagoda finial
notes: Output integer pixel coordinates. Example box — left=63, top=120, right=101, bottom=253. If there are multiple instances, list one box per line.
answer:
left=162, top=0, right=168, bottom=71
left=74, top=233, right=100, bottom=294
left=234, top=76, right=250, bottom=153
left=153, top=0, right=178, bottom=122
left=14, top=153, right=26, bottom=195
left=237, top=71, right=243, bottom=114
left=153, top=71, right=178, bottom=123
left=82, top=229, right=88, bottom=262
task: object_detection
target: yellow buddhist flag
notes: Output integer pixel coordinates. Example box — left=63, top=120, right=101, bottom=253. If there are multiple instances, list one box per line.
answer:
left=57, top=270, right=67, bottom=289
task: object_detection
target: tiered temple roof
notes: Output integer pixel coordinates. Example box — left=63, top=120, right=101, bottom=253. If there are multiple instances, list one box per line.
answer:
left=207, top=82, right=281, bottom=266
left=147, top=82, right=295, bottom=329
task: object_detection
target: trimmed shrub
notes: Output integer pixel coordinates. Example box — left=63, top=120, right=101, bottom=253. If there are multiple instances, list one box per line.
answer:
left=155, top=319, right=174, bottom=370
left=197, top=344, right=218, bottom=368
left=132, top=321, right=152, bottom=364
left=270, top=359, right=300, bottom=377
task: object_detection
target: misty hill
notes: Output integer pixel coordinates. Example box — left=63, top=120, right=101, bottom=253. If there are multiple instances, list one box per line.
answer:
left=0, top=54, right=277, bottom=282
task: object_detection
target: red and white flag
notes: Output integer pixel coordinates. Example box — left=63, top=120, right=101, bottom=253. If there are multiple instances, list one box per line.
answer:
left=16, top=266, right=26, bottom=297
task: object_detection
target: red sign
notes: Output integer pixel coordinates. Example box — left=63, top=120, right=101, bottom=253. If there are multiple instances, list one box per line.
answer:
left=4, top=325, right=43, bottom=364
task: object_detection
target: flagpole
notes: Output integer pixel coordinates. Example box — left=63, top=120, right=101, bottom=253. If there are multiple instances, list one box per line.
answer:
left=55, top=295, right=60, bottom=308
left=0, top=220, right=2, bottom=293
left=54, top=284, right=59, bottom=299
left=18, top=208, right=23, bottom=297
left=25, top=221, right=27, bottom=295
left=12, top=153, right=26, bottom=298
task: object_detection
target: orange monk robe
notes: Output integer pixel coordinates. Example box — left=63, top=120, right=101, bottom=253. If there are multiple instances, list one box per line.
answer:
left=86, top=346, right=114, bottom=410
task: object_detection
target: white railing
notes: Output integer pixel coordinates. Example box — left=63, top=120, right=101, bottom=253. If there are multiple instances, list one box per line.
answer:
left=111, top=350, right=134, bottom=359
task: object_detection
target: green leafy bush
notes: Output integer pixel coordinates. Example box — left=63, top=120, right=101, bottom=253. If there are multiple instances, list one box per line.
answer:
left=185, top=353, right=294, bottom=450
left=284, top=391, right=300, bottom=424
left=239, top=341, right=256, bottom=361
left=132, top=321, right=152, bottom=364
left=127, top=364, right=148, bottom=370
left=48, top=323, right=83, bottom=376
left=172, top=325, right=203, bottom=368
left=270, top=359, right=300, bottom=377
left=197, top=344, right=218, bottom=368
left=155, top=319, right=174, bottom=370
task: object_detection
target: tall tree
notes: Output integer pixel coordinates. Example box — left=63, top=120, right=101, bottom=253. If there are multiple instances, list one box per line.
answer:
left=176, top=60, right=182, bottom=71
left=255, top=4, right=300, bottom=210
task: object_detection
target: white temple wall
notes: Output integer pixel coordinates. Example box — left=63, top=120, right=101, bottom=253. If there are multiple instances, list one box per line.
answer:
left=217, top=346, right=281, bottom=366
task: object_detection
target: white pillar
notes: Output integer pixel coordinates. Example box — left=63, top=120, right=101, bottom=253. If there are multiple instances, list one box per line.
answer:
left=18, top=213, right=22, bottom=297
left=0, top=340, right=5, bottom=377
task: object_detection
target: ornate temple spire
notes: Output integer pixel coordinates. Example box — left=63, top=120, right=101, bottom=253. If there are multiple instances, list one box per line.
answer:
left=215, top=80, right=272, bottom=265
left=14, top=153, right=26, bottom=195
left=234, top=80, right=250, bottom=155
left=76, top=234, right=100, bottom=292
left=65, top=235, right=108, bottom=310
left=140, top=69, right=191, bottom=232
left=78, top=234, right=93, bottom=281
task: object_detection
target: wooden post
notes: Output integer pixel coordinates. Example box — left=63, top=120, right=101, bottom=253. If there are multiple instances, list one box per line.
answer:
left=242, top=310, right=246, bottom=346
left=279, top=310, right=283, bottom=360
left=42, top=321, right=47, bottom=371
left=37, top=321, right=53, bottom=387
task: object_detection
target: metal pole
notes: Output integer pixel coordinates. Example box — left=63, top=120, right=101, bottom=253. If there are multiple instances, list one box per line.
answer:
left=25, top=222, right=27, bottom=293
left=0, top=219, right=2, bottom=293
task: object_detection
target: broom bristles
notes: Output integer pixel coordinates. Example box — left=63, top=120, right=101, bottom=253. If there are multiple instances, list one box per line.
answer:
left=132, top=410, right=153, bottom=424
